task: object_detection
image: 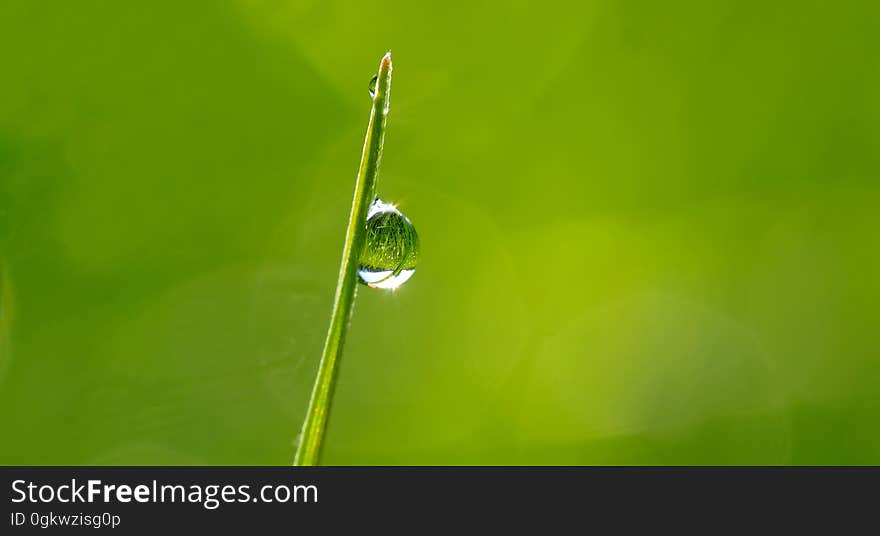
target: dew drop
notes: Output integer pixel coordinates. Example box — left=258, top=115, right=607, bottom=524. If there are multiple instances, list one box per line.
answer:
left=358, top=198, right=420, bottom=290
left=368, top=75, right=378, bottom=99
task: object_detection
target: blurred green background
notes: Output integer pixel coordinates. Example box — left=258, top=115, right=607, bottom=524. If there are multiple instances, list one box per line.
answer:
left=1, top=0, right=878, bottom=465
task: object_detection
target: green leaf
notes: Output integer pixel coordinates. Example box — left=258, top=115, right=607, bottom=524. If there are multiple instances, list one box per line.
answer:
left=293, top=53, right=394, bottom=466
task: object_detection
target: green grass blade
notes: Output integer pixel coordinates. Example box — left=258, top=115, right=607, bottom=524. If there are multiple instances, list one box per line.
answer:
left=293, top=52, right=393, bottom=466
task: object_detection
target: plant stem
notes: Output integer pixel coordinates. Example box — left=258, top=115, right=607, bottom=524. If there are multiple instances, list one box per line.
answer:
left=293, top=52, right=393, bottom=466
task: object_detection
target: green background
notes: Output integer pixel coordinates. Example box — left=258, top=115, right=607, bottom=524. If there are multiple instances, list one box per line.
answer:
left=1, top=0, right=878, bottom=464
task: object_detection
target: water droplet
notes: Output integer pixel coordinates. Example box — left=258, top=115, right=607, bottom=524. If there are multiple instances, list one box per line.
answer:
left=358, top=198, right=419, bottom=290
left=368, top=75, right=378, bottom=99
